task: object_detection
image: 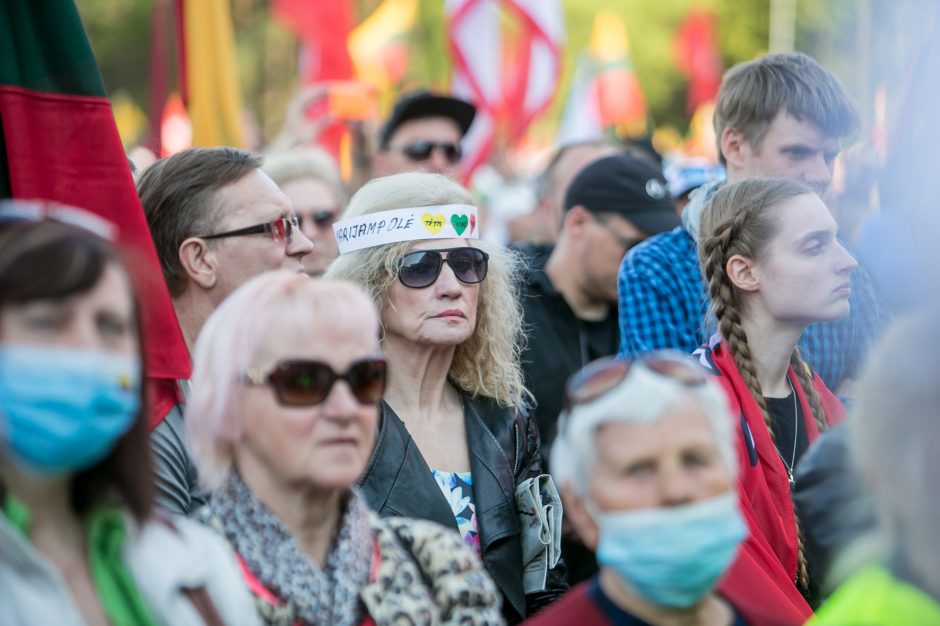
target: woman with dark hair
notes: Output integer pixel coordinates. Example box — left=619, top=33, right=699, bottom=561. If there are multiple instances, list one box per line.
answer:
left=692, top=179, right=856, bottom=624
left=0, top=206, right=256, bottom=626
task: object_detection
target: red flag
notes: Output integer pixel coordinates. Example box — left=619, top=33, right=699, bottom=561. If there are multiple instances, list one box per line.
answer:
left=272, top=0, right=357, bottom=156
left=674, top=10, right=722, bottom=114
left=448, top=0, right=564, bottom=183
left=147, top=0, right=172, bottom=156
left=0, top=1, right=190, bottom=426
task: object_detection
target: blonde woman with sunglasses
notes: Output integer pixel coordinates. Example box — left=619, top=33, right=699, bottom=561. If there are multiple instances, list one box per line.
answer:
left=327, top=172, right=568, bottom=623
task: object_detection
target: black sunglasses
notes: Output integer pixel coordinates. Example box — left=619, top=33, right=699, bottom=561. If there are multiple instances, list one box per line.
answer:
left=563, top=353, right=707, bottom=412
left=398, top=246, right=489, bottom=289
left=398, top=141, right=462, bottom=164
left=243, top=357, right=387, bottom=406
left=200, top=215, right=300, bottom=244
left=299, top=209, right=339, bottom=230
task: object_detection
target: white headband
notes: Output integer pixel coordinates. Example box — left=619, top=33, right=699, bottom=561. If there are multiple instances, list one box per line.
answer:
left=333, top=204, right=479, bottom=254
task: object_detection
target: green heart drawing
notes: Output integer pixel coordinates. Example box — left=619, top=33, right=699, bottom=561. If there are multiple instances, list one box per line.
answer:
left=451, top=214, right=469, bottom=236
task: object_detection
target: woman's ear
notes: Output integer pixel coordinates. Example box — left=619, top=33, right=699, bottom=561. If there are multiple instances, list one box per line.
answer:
left=726, top=254, right=760, bottom=292
left=562, top=480, right=600, bottom=551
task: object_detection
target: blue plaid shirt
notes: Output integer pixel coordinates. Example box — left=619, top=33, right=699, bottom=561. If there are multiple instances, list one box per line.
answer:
left=617, top=225, right=891, bottom=389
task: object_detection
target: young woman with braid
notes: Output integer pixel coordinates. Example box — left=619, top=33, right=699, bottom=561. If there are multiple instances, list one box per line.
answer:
left=692, top=179, right=856, bottom=626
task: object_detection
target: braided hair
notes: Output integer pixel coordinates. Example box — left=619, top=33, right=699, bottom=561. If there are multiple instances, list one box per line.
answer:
left=698, top=178, right=831, bottom=593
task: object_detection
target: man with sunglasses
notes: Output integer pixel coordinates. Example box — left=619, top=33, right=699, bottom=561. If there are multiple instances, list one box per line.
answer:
left=521, top=153, right=681, bottom=584
left=137, top=146, right=314, bottom=516
left=373, top=89, right=476, bottom=181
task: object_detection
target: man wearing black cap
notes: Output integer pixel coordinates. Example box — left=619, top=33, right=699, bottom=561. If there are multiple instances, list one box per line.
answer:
left=520, top=153, right=680, bottom=585
left=521, top=153, right=680, bottom=459
left=373, top=89, right=476, bottom=181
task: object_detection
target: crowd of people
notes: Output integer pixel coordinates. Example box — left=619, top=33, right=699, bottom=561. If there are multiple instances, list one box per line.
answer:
left=1, top=45, right=937, bottom=626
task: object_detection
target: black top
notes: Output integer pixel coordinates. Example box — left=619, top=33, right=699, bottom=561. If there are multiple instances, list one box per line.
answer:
left=519, top=247, right=620, bottom=459
left=357, top=390, right=568, bottom=624
left=765, top=390, right=810, bottom=474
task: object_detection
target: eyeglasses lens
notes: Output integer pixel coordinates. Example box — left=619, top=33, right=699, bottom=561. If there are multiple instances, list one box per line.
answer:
left=399, top=251, right=442, bottom=288
left=344, top=359, right=388, bottom=404
left=644, top=357, right=708, bottom=385
left=448, top=248, right=486, bottom=282
left=269, top=217, right=296, bottom=244
left=566, top=360, right=632, bottom=407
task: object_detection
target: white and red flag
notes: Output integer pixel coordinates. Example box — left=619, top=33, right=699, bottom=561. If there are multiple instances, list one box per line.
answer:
left=446, top=0, right=564, bottom=182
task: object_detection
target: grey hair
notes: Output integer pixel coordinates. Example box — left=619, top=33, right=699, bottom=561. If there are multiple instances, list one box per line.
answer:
left=261, top=147, right=347, bottom=206
left=850, top=307, right=940, bottom=592
left=551, top=358, right=737, bottom=495
left=325, top=172, right=528, bottom=406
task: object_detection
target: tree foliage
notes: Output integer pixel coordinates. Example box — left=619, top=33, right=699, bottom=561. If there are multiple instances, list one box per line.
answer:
left=76, top=0, right=892, bottom=145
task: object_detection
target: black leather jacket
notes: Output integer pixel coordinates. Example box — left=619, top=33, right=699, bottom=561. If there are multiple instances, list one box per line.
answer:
left=358, top=390, right=568, bottom=624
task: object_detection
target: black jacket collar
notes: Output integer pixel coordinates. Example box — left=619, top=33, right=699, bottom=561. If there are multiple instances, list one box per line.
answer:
left=358, top=392, right=526, bottom=619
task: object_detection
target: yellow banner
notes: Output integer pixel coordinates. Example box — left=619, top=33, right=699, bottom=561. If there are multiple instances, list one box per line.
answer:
left=183, top=0, right=245, bottom=147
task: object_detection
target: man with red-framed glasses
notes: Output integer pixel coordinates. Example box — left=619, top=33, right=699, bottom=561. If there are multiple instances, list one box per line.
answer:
left=137, top=146, right=314, bottom=516
left=373, top=89, right=476, bottom=182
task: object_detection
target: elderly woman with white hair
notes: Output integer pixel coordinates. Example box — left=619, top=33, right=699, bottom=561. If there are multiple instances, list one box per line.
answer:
left=809, top=308, right=940, bottom=625
left=528, top=353, right=750, bottom=626
left=326, top=172, right=567, bottom=623
left=185, top=271, right=502, bottom=626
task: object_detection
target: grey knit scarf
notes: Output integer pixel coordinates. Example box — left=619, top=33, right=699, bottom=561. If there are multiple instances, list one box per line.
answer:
left=210, top=473, right=372, bottom=626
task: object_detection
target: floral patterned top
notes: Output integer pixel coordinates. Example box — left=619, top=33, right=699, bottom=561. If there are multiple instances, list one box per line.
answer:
left=431, top=470, right=481, bottom=555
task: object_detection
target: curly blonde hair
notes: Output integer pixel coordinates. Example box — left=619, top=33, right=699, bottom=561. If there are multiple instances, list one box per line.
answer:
left=326, top=172, right=527, bottom=406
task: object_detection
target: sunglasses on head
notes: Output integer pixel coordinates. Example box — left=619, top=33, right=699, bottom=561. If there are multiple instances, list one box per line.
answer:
left=563, top=353, right=707, bottom=413
left=397, top=246, right=489, bottom=289
left=200, top=215, right=300, bottom=245
left=243, top=357, right=387, bottom=407
left=398, top=141, right=463, bottom=165
left=0, top=200, right=118, bottom=240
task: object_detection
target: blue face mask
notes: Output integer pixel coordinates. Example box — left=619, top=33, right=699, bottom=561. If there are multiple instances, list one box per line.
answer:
left=0, top=346, right=141, bottom=475
left=594, top=491, right=747, bottom=608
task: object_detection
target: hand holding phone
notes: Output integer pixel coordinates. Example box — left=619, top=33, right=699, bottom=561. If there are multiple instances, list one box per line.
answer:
left=327, top=82, right=377, bottom=121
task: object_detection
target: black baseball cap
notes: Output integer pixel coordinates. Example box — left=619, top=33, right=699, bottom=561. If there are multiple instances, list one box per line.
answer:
left=565, top=154, right=681, bottom=235
left=379, top=90, right=477, bottom=149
